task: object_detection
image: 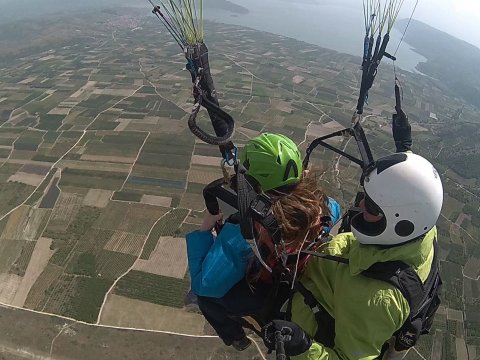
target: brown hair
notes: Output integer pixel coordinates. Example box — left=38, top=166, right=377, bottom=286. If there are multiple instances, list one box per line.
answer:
left=246, top=172, right=329, bottom=283
left=269, top=173, right=328, bottom=247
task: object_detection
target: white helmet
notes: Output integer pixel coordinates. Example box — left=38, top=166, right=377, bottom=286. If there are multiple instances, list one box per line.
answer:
left=351, top=153, right=443, bottom=246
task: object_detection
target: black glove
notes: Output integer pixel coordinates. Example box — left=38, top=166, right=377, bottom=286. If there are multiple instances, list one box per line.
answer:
left=262, top=320, right=312, bottom=356
left=392, top=109, right=412, bottom=152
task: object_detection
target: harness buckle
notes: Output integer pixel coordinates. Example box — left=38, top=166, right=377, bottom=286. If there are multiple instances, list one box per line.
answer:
left=220, top=159, right=231, bottom=185
left=222, top=146, right=237, bottom=167
left=250, top=194, right=273, bottom=219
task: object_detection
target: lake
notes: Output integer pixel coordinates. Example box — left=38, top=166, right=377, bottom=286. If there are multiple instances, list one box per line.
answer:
left=204, top=0, right=426, bottom=72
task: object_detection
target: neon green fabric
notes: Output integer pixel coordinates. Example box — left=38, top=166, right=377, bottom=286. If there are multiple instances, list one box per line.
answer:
left=291, top=227, right=437, bottom=360
left=240, top=133, right=302, bottom=191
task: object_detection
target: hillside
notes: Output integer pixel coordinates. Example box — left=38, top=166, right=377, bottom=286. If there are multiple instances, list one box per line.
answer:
left=397, top=18, right=480, bottom=108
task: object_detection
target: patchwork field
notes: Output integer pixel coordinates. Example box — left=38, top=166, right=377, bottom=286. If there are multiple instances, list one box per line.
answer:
left=133, top=236, right=187, bottom=278
left=0, top=303, right=265, bottom=359
left=0, top=8, right=478, bottom=360
left=99, top=294, right=205, bottom=334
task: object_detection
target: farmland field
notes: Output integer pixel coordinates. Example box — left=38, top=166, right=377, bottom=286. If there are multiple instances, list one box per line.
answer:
left=100, top=294, right=205, bottom=334
left=0, top=304, right=264, bottom=359
left=133, top=236, right=187, bottom=278
left=140, top=208, right=190, bottom=260
left=104, top=231, right=146, bottom=256
left=113, top=270, right=190, bottom=308
left=0, top=7, right=478, bottom=358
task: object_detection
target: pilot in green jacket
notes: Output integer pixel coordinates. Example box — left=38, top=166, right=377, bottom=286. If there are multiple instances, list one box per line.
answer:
left=261, top=110, right=444, bottom=359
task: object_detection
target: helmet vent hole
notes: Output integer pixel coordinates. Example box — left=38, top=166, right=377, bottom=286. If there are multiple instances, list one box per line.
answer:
left=276, top=155, right=281, bottom=165
left=424, top=227, right=428, bottom=231
left=395, top=213, right=399, bottom=218
left=395, top=220, right=414, bottom=237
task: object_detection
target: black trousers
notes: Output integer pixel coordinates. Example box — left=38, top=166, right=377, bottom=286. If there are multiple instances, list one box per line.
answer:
left=197, top=279, right=273, bottom=345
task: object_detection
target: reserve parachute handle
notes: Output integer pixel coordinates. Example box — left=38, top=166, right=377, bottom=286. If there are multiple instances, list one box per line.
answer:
left=148, top=0, right=235, bottom=148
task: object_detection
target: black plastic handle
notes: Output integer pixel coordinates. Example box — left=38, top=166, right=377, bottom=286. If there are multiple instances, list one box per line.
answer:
left=188, top=92, right=235, bottom=146
left=202, top=178, right=238, bottom=215
left=275, top=331, right=287, bottom=360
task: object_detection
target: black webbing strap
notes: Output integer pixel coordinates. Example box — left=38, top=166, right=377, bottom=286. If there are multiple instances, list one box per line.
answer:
left=186, top=43, right=235, bottom=151
left=235, top=163, right=257, bottom=240
left=363, top=241, right=441, bottom=353
left=295, top=282, right=335, bottom=347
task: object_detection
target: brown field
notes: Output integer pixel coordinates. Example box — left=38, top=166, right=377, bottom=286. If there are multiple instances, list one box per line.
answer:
left=23, top=263, right=63, bottom=310
left=187, top=166, right=223, bottom=185
left=447, top=308, right=464, bottom=321
left=292, top=75, right=305, bottom=84
left=0, top=206, right=30, bottom=240
left=10, top=150, right=36, bottom=160
left=100, top=294, right=205, bottom=334
left=179, top=192, right=206, bottom=211
left=80, top=154, right=136, bottom=164
left=82, top=189, right=113, bottom=208
left=191, top=155, right=221, bottom=167
left=2, top=159, right=53, bottom=167
left=184, top=213, right=204, bottom=226
left=104, top=231, right=146, bottom=256
left=133, top=236, right=187, bottom=278
left=8, top=171, right=45, bottom=186
left=47, top=107, right=70, bottom=115
left=237, top=126, right=261, bottom=139
left=140, top=194, right=172, bottom=207
left=0, top=273, right=22, bottom=304
left=12, top=237, right=54, bottom=307
left=70, top=80, right=97, bottom=98
left=456, top=337, right=469, bottom=360
left=117, top=203, right=170, bottom=235
left=131, top=164, right=186, bottom=179
left=125, top=119, right=186, bottom=133
left=93, top=88, right=137, bottom=96
left=307, top=120, right=345, bottom=138
left=58, top=160, right=131, bottom=173
left=463, top=256, right=480, bottom=279
left=0, top=304, right=264, bottom=360
left=113, top=119, right=131, bottom=131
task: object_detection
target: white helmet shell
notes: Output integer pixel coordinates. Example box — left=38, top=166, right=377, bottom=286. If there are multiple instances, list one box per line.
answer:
left=351, top=153, right=443, bottom=246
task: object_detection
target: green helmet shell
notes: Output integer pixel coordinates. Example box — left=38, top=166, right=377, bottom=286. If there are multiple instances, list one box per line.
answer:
left=240, top=133, right=303, bottom=191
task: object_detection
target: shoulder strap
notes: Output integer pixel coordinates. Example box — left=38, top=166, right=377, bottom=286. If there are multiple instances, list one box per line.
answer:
left=363, top=241, right=441, bottom=353
left=295, top=282, right=335, bottom=348
left=362, top=241, right=439, bottom=316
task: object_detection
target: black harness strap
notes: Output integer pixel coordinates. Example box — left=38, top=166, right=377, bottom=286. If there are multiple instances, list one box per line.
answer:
left=363, top=241, right=441, bottom=353
left=295, top=282, right=335, bottom=348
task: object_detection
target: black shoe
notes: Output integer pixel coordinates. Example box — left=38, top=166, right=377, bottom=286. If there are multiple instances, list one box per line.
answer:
left=231, top=337, right=252, bottom=351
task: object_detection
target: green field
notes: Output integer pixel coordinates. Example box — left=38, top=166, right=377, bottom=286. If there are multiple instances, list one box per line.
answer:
left=59, top=168, right=126, bottom=190
left=114, top=270, right=190, bottom=308
left=140, top=208, right=189, bottom=260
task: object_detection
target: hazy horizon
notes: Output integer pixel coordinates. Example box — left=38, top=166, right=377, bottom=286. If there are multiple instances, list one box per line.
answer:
left=0, top=0, right=479, bottom=51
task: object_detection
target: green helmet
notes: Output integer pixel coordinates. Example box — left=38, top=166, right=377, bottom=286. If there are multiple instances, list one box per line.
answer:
left=240, top=133, right=303, bottom=191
